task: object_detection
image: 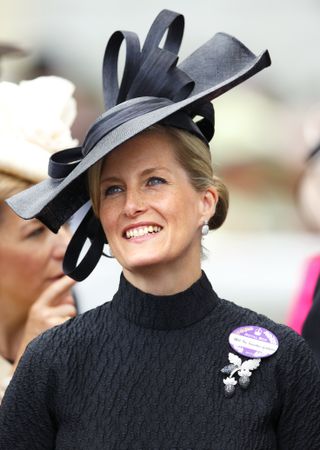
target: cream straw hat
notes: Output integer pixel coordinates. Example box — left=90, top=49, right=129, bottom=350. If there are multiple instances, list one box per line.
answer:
left=0, top=76, right=77, bottom=183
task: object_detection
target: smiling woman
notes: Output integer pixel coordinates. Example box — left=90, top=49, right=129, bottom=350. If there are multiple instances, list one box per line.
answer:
left=1, top=9, right=320, bottom=450
left=88, top=126, right=223, bottom=293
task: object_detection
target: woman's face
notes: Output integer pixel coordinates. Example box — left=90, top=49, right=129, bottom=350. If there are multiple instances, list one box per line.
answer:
left=0, top=204, right=70, bottom=313
left=99, top=130, right=216, bottom=278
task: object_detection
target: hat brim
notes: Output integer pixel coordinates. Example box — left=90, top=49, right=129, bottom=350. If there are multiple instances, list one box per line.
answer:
left=7, top=32, right=271, bottom=232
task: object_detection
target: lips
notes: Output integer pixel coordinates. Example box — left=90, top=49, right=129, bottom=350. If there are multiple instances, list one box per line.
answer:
left=124, top=224, right=162, bottom=239
left=47, top=273, right=65, bottom=282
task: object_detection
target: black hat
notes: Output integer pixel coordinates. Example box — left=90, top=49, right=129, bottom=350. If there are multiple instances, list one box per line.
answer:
left=7, top=9, right=271, bottom=280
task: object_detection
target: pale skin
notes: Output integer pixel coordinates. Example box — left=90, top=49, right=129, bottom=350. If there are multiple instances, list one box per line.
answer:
left=0, top=204, right=77, bottom=372
left=98, top=130, right=218, bottom=295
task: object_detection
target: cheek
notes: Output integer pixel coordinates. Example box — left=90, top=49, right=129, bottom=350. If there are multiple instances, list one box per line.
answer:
left=22, top=252, right=44, bottom=272
left=100, top=207, right=118, bottom=239
left=1, top=239, right=49, bottom=271
left=0, top=249, right=34, bottom=285
left=166, top=190, right=200, bottom=223
left=14, top=250, right=44, bottom=275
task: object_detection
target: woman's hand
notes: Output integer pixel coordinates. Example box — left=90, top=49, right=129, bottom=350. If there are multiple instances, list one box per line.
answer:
left=13, top=276, right=77, bottom=370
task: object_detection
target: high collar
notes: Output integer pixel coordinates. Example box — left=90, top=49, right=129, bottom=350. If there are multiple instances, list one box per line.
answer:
left=111, top=271, right=218, bottom=330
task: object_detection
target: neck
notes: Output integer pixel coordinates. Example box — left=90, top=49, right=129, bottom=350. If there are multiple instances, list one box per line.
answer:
left=123, top=255, right=202, bottom=295
left=0, top=297, right=27, bottom=362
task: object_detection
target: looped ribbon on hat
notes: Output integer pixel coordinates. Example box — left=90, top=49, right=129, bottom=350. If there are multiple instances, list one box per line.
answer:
left=103, top=10, right=189, bottom=108
left=63, top=207, right=107, bottom=281
left=48, top=9, right=216, bottom=280
left=48, top=10, right=214, bottom=182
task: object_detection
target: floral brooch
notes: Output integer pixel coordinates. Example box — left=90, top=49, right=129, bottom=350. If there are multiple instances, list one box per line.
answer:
left=221, top=352, right=261, bottom=398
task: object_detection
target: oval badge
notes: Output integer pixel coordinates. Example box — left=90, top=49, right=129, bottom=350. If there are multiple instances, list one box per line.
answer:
left=229, top=325, right=279, bottom=359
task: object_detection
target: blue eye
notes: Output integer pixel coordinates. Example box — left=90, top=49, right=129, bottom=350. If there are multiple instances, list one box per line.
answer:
left=147, top=176, right=167, bottom=186
left=105, top=185, right=123, bottom=196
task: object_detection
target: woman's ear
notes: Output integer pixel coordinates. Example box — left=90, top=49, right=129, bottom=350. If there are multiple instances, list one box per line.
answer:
left=199, top=186, right=219, bottom=223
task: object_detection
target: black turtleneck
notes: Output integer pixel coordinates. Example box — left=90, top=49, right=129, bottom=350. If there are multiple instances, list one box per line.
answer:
left=112, top=272, right=217, bottom=330
left=1, top=272, right=320, bottom=450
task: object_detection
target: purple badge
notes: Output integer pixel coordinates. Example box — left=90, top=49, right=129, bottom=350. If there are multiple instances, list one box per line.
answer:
left=229, top=325, right=279, bottom=359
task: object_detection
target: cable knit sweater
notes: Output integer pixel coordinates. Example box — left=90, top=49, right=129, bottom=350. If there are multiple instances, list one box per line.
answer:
left=1, top=272, right=320, bottom=449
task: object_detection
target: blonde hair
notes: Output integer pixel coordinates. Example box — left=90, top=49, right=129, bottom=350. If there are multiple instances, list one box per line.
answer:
left=88, top=125, right=229, bottom=230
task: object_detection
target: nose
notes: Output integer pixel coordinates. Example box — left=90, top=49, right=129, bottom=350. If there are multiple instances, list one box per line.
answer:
left=123, top=188, right=147, bottom=218
left=51, top=225, right=71, bottom=260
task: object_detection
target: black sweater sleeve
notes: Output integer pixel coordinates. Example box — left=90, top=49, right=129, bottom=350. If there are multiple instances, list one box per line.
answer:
left=0, top=336, right=56, bottom=450
left=275, top=327, right=320, bottom=449
left=302, top=274, right=320, bottom=366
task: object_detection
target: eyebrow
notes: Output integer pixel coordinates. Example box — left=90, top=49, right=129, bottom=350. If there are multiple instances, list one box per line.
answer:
left=100, top=166, right=172, bottom=184
left=141, top=166, right=172, bottom=176
left=20, top=219, right=39, bottom=230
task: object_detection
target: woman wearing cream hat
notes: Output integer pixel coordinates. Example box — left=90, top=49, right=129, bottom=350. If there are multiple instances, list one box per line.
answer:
left=0, top=75, right=78, bottom=401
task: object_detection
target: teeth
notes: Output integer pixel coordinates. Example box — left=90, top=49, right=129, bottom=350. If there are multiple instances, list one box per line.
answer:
left=125, top=226, right=161, bottom=239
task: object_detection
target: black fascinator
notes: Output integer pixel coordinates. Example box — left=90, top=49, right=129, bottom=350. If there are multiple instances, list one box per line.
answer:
left=8, top=9, right=271, bottom=280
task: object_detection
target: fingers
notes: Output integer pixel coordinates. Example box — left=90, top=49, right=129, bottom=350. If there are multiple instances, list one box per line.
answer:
left=43, top=298, right=77, bottom=328
left=60, top=293, right=75, bottom=306
left=27, top=275, right=77, bottom=332
left=46, top=315, right=74, bottom=327
left=34, top=276, right=76, bottom=308
left=49, top=303, right=77, bottom=319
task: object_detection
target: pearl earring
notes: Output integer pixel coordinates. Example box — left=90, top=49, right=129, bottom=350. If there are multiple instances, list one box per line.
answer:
left=201, top=220, right=209, bottom=236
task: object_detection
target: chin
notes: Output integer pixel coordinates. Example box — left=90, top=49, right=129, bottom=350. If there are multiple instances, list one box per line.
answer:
left=120, top=253, right=169, bottom=271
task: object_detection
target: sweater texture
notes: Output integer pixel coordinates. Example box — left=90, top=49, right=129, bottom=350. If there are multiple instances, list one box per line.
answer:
left=1, top=272, right=320, bottom=449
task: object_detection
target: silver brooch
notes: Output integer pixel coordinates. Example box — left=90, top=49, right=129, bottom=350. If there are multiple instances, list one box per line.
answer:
left=221, top=352, right=261, bottom=398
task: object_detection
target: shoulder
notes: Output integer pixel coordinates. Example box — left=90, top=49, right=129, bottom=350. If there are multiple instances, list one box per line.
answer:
left=214, top=296, right=316, bottom=364
left=26, top=301, right=113, bottom=361
left=217, top=296, right=297, bottom=333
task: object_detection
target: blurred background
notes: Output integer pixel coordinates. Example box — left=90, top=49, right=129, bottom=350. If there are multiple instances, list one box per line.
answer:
left=1, top=0, right=319, bottom=322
